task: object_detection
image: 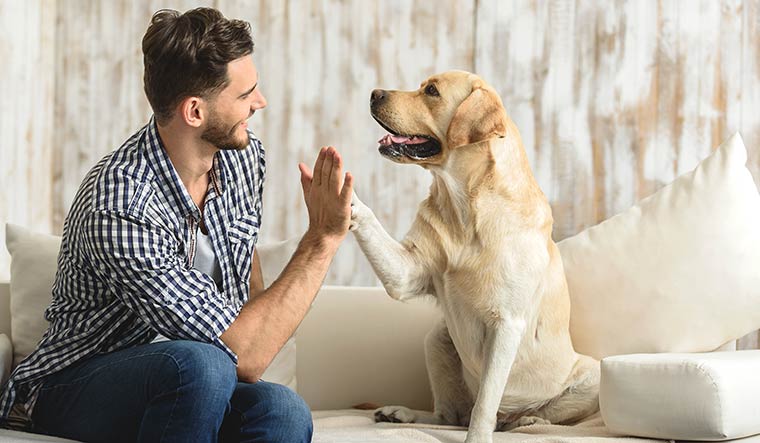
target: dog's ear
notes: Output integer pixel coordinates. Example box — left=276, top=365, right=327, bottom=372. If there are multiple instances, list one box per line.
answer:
left=446, top=84, right=508, bottom=149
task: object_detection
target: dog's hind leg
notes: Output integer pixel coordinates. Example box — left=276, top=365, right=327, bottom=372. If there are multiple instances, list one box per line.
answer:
left=426, top=320, right=475, bottom=426
left=375, top=321, right=474, bottom=426
left=501, top=354, right=599, bottom=429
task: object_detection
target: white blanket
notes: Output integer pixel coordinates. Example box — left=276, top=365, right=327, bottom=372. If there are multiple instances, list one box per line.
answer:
left=312, top=410, right=760, bottom=443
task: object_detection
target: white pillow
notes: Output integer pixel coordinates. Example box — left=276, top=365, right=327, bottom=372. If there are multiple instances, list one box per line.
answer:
left=5, top=223, right=60, bottom=367
left=5, top=223, right=301, bottom=391
left=600, top=350, right=760, bottom=440
left=558, top=133, right=760, bottom=359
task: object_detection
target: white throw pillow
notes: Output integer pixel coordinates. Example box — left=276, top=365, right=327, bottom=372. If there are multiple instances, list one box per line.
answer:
left=5, top=223, right=301, bottom=392
left=5, top=223, right=60, bottom=367
left=558, top=133, right=760, bottom=359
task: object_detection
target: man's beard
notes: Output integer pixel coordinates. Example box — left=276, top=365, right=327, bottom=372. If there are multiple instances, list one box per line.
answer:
left=201, top=113, right=249, bottom=151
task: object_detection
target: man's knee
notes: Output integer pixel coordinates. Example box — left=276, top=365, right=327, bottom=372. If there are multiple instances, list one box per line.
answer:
left=150, top=340, right=237, bottom=401
left=235, top=381, right=313, bottom=442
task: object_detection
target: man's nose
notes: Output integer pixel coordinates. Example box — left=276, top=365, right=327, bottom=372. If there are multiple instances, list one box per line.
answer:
left=370, top=89, right=386, bottom=105
left=252, top=91, right=267, bottom=110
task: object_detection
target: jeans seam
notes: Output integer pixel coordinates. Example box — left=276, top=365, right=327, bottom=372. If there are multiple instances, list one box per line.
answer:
left=158, top=354, right=182, bottom=443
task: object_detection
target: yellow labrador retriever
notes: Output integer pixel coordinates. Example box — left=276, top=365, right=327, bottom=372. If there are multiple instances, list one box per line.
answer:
left=350, top=71, right=599, bottom=443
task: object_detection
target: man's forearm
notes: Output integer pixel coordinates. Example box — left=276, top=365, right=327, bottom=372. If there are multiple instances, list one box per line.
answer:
left=221, top=230, right=339, bottom=382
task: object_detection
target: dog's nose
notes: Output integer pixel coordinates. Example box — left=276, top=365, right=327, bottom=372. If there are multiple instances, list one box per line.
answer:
left=370, top=89, right=386, bottom=105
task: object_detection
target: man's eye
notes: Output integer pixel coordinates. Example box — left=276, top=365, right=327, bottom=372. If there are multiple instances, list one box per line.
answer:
left=425, top=84, right=439, bottom=97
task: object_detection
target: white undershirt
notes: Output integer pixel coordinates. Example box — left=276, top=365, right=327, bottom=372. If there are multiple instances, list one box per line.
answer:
left=152, top=227, right=223, bottom=343
left=193, top=228, right=223, bottom=289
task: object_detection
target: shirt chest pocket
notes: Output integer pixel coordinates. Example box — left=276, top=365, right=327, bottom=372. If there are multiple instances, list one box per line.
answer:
left=227, top=214, right=260, bottom=283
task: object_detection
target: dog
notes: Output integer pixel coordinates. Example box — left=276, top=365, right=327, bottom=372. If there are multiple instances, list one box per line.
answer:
left=349, top=71, right=600, bottom=443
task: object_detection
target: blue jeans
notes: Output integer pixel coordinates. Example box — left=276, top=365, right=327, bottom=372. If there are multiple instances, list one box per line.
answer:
left=30, top=340, right=312, bottom=442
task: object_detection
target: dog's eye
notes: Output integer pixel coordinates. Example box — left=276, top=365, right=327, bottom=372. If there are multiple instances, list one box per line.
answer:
left=424, top=84, right=439, bottom=97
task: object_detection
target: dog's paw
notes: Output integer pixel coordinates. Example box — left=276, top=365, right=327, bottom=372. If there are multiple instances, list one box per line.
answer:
left=350, top=191, right=373, bottom=231
left=374, top=405, right=417, bottom=423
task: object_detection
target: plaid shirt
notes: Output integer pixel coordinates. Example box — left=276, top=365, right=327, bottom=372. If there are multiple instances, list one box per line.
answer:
left=0, top=117, right=265, bottom=427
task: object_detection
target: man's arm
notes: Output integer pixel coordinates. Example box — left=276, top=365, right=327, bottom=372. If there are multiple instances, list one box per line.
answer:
left=221, top=146, right=353, bottom=382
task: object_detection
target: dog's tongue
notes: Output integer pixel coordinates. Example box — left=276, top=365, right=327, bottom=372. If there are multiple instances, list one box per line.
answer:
left=378, top=134, right=428, bottom=146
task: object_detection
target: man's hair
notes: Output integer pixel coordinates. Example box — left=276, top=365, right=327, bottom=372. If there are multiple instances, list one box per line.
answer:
left=142, top=7, right=254, bottom=124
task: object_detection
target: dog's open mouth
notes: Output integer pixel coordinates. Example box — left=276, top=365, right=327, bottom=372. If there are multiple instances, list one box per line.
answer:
left=373, top=118, right=441, bottom=160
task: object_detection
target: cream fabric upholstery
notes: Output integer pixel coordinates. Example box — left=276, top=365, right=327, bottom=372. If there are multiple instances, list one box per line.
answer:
left=601, top=351, right=760, bottom=440
left=0, top=334, right=11, bottom=386
left=295, top=287, right=441, bottom=411
left=4, top=225, right=59, bottom=368
left=558, top=133, right=760, bottom=360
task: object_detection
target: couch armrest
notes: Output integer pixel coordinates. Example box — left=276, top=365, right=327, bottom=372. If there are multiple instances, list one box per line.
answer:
left=295, top=286, right=441, bottom=411
left=0, top=282, right=10, bottom=339
left=0, top=333, right=12, bottom=385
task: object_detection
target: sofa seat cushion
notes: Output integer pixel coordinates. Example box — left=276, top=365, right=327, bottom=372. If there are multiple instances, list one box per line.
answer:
left=600, top=350, right=760, bottom=441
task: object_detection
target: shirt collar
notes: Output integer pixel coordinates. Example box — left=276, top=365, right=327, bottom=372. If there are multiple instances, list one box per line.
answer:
left=143, top=116, right=227, bottom=219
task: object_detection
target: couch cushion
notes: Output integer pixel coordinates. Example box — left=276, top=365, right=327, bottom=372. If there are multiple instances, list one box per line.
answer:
left=295, top=286, right=441, bottom=411
left=4, top=224, right=298, bottom=390
left=558, top=133, right=760, bottom=359
left=5, top=224, right=60, bottom=367
left=600, top=350, right=760, bottom=440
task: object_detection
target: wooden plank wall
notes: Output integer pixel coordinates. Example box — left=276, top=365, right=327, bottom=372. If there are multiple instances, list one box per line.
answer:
left=1, top=0, right=759, bottom=347
left=0, top=0, right=56, bottom=279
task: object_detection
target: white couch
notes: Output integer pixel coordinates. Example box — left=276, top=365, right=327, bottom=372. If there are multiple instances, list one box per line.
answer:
left=0, top=281, right=756, bottom=443
left=2, top=132, right=760, bottom=442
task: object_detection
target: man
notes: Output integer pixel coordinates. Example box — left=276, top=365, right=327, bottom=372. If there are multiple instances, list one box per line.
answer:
left=0, top=7, right=352, bottom=442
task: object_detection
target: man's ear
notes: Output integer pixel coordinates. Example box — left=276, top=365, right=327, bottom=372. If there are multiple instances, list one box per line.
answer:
left=178, top=96, right=205, bottom=128
left=446, top=84, right=508, bottom=149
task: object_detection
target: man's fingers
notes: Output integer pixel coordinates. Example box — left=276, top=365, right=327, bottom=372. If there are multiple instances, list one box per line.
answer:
left=313, top=147, right=327, bottom=186
left=329, top=149, right=344, bottom=192
left=298, top=162, right=312, bottom=196
left=340, top=172, right=354, bottom=204
left=320, top=146, right=334, bottom=189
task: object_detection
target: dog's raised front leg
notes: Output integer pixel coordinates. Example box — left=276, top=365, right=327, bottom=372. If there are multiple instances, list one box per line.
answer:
left=350, top=192, right=429, bottom=300
left=466, top=318, right=526, bottom=443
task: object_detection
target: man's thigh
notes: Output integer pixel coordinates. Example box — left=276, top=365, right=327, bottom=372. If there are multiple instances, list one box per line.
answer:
left=31, top=340, right=235, bottom=442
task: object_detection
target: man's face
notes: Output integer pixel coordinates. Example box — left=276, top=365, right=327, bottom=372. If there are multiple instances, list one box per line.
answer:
left=201, top=54, right=267, bottom=150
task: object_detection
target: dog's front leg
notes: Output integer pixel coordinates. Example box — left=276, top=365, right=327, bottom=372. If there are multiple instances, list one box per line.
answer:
left=465, top=318, right=526, bottom=443
left=350, top=192, right=429, bottom=300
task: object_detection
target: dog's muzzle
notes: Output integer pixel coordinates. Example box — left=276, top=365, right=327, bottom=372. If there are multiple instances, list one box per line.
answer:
left=370, top=89, right=441, bottom=160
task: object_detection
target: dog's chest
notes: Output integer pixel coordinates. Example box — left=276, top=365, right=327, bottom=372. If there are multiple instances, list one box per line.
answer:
left=433, top=278, right=490, bottom=370
left=431, top=245, right=522, bottom=377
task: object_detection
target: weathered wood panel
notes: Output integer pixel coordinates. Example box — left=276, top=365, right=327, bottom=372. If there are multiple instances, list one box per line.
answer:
left=51, top=0, right=215, bottom=231
left=1, top=1, right=760, bottom=299
left=222, top=0, right=476, bottom=285
left=0, top=0, right=56, bottom=281
left=476, top=0, right=760, bottom=241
